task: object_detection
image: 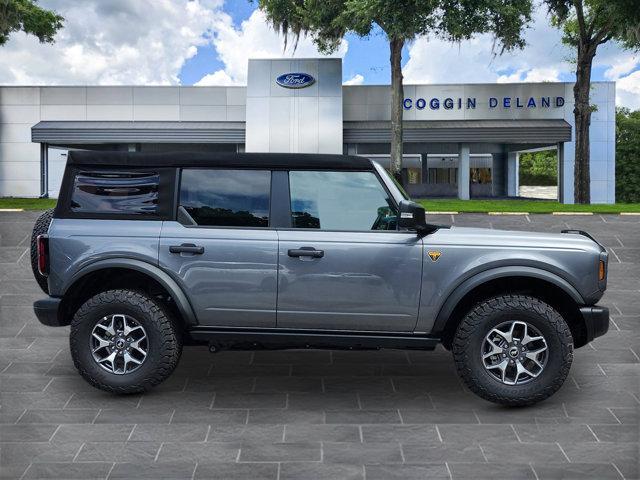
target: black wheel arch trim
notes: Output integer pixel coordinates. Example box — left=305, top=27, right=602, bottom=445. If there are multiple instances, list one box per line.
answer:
left=63, top=258, right=198, bottom=326
left=431, top=266, right=585, bottom=334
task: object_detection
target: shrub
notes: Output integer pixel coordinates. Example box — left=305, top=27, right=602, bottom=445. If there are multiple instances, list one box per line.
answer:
left=616, top=108, right=640, bottom=203
left=519, top=150, right=558, bottom=186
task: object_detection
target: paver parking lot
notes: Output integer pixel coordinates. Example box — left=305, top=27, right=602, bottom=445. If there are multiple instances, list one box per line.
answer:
left=0, top=211, right=638, bottom=480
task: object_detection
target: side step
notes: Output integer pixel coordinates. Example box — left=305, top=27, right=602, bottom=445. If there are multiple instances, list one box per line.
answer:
left=188, top=327, right=441, bottom=351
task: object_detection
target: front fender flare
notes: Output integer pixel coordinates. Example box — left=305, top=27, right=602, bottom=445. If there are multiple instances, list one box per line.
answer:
left=431, top=266, right=584, bottom=334
left=63, top=258, right=197, bottom=326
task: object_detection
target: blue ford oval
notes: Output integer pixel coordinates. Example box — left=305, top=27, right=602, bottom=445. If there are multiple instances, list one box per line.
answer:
left=275, top=73, right=315, bottom=89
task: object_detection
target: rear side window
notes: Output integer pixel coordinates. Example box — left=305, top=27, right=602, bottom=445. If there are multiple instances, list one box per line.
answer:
left=179, top=169, right=270, bottom=227
left=70, top=170, right=159, bottom=215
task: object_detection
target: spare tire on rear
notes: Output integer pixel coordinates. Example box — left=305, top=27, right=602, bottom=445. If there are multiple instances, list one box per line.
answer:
left=30, top=208, right=54, bottom=294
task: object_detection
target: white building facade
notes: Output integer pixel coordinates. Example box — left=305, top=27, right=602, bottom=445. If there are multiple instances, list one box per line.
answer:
left=0, top=58, right=616, bottom=203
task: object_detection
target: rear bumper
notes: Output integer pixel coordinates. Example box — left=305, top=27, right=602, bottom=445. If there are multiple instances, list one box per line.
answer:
left=33, top=297, right=65, bottom=327
left=580, top=305, right=609, bottom=343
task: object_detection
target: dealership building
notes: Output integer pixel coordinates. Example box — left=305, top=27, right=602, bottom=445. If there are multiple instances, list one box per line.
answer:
left=0, top=58, right=616, bottom=203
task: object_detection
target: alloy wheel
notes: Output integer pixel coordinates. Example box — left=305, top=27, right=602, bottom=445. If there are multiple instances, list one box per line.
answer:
left=481, top=320, right=548, bottom=385
left=90, top=314, right=148, bottom=375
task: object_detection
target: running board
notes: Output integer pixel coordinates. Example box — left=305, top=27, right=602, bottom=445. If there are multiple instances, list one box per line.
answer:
left=188, top=327, right=440, bottom=351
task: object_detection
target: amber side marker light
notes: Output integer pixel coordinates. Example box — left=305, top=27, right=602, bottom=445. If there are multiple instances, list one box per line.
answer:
left=598, top=260, right=606, bottom=281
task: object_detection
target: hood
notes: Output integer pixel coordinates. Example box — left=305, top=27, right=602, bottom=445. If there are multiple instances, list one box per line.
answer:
left=429, top=226, right=603, bottom=254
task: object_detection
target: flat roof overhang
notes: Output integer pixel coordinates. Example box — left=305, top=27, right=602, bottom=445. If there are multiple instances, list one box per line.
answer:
left=32, top=119, right=571, bottom=146
left=344, top=120, right=572, bottom=144
left=31, top=121, right=246, bottom=144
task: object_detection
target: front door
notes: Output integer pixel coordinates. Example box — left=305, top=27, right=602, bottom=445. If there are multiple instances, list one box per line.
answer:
left=277, top=170, right=423, bottom=332
left=160, top=168, right=278, bottom=328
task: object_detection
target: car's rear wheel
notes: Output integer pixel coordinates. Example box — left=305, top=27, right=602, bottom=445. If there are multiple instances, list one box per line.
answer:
left=30, top=208, right=54, bottom=294
left=70, top=289, right=182, bottom=394
left=452, top=294, right=573, bottom=406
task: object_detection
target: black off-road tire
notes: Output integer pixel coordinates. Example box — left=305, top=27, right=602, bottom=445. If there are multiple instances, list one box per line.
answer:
left=70, top=289, right=182, bottom=394
left=452, top=294, right=573, bottom=406
left=30, top=208, right=54, bottom=294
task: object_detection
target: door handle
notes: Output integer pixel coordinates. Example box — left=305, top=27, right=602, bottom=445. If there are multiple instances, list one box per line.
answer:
left=169, top=243, right=204, bottom=254
left=288, top=247, right=324, bottom=258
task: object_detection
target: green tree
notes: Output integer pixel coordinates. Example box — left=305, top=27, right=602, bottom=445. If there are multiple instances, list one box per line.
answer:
left=519, top=150, right=558, bottom=186
left=258, top=0, right=532, bottom=185
left=0, top=0, right=63, bottom=46
left=544, top=0, right=640, bottom=204
left=616, top=107, right=640, bottom=203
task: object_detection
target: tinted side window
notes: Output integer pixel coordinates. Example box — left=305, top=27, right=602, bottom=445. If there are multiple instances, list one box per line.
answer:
left=289, top=171, right=397, bottom=231
left=179, top=169, right=270, bottom=227
left=71, top=170, right=159, bottom=215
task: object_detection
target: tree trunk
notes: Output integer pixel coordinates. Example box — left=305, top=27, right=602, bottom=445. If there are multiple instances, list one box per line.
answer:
left=573, top=45, right=595, bottom=204
left=389, top=37, right=405, bottom=186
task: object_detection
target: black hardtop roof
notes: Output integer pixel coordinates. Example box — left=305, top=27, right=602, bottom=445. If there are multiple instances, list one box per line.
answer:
left=67, top=151, right=373, bottom=170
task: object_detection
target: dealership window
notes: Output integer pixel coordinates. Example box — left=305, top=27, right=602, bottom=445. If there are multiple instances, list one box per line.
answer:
left=179, top=169, right=270, bottom=227
left=289, top=170, right=397, bottom=231
left=406, top=168, right=421, bottom=185
left=471, top=168, right=492, bottom=184
left=428, top=168, right=458, bottom=185
left=70, top=170, right=159, bottom=215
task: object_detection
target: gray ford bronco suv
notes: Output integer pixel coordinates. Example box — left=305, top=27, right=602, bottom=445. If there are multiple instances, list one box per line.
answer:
left=31, top=151, right=609, bottom=406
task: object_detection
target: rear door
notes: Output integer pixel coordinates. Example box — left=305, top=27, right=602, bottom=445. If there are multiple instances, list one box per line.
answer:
left=160, top=168, right=278, bottom=327
left=276, top=169, right=423, bottom=332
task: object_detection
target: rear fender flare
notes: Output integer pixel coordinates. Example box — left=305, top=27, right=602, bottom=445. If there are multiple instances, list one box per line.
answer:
left=63, top=258, right=197, bottom=326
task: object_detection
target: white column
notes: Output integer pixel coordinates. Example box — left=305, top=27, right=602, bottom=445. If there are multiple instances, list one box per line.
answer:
left=457, top=143, right=470, bottom=200
left=507, top=151, right=519, bottom=197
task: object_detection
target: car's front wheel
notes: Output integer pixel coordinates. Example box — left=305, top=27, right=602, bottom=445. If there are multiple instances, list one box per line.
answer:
left=452, top=294, right=573, bottom=406
left=70, top=289, right=182, bottom=394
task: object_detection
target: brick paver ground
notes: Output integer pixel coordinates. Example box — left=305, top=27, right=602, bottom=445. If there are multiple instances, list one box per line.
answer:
left=0, top=211, right=638, bottom=479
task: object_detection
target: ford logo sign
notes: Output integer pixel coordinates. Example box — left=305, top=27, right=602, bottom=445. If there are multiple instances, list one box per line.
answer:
left=276, top=73, right=315, bottom=89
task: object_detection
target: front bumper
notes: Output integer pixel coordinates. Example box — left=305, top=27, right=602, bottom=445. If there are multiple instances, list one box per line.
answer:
left=33, top=297, right=65, bottom=327
left=580, top=305, right=609, bottom=343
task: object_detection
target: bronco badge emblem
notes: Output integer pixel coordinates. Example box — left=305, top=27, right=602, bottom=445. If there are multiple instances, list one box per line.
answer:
left=428, top=251, right=441, bottom=262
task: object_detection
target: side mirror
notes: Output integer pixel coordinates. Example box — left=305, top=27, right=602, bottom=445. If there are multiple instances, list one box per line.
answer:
left=398, top=200, right=428, bottom=234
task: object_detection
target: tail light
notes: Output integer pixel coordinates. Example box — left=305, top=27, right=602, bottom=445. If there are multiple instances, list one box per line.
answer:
left=37, top=235, right=49, bottom=276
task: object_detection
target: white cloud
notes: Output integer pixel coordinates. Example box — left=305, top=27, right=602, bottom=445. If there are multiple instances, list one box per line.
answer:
left=604, top=54, right=639, bottom=81
left=402, top=7, right=639, bottom=108
left=343, top=74, right=364, bottom=85
left=403, top=9, right=572, bottom=85
left=0, top=0, right=224, bottom=85
left=616, top=70, right=640, bottom=110
left=196, top=9, right=348, bottom=86
left=497, top=67, right=561, bottom=83
left=195, top=70, right=237, bottom=86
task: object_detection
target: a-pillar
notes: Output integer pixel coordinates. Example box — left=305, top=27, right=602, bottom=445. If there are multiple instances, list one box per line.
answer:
left=457, top=143, right=470, bottom=200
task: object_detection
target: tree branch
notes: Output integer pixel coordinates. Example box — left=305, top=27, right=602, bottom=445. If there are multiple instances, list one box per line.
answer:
left=572, top=0, right=588, bottom=44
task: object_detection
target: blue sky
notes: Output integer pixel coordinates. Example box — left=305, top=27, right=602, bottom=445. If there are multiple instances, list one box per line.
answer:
left=178, top=1, right=625, bottom=87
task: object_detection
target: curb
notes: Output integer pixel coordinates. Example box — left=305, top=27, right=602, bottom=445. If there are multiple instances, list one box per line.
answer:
left=620, top=212, right=640, bottom=216
left=0, top=208, right=24, bottom=212
left=425, top=211, right=458, bottom=215
left=488, top=212, right=529, bottom=215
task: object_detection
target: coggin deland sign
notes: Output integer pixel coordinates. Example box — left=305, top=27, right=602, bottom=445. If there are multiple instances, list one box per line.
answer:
left=403, top=95, right=565, bottom=110
left=275, top=71, right=566, bottom=112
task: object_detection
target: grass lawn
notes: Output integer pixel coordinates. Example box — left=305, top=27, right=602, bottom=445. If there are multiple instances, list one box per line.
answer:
left=0, top=198, right=57, bottom=210
left=418, top=198, right=640, bottom=214
left=1, top=197, right=639, bottom=214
